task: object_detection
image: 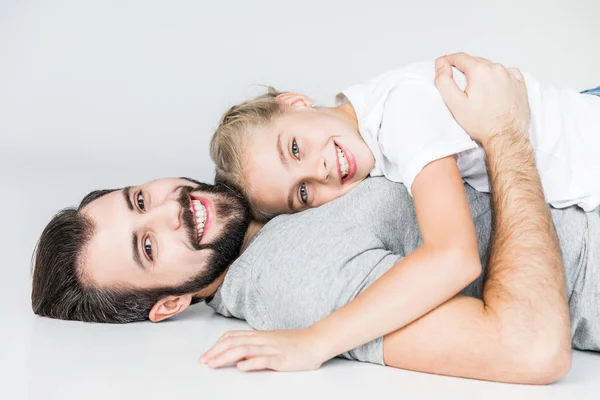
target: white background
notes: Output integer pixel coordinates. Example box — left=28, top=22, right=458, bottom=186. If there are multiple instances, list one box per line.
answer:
left=1, top=0, right=599, bottom=399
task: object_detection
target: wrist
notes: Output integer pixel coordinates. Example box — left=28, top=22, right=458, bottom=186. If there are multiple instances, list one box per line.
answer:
left=305, top=322, right=339, bottom=362
left=482, top=128, right=539, bottom=187
left=481, top=126, right=528, bottom=153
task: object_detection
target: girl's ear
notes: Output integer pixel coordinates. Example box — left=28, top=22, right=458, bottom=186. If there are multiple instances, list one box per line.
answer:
left=275, top=93, right=313, bottom=109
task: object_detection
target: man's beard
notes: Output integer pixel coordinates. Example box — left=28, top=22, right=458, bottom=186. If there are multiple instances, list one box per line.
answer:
left=176, top=177, right=251, bottom=293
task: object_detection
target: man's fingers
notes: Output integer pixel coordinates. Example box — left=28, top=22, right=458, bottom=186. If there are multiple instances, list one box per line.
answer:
left=507, top=67, right=524, bottom=82
left=474, top=56, right=492, bottom=64
left=441, top=52, right=483, bottom=74
left=434, top=57, right=467, bottom=114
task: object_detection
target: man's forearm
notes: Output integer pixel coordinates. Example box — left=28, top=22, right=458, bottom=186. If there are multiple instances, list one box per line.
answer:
left=482, top=130, right=570, bottom=355
left=383, top=129, right=571, bottom=384
left=383, top=55, right=571, bottom=384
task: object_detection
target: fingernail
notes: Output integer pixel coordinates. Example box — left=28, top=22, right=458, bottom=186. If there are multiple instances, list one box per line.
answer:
left=199, top=357, right=205, bottom=364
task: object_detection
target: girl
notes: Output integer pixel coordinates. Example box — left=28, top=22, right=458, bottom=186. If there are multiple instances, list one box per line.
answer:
left=211, top=59, right=600, bottom=220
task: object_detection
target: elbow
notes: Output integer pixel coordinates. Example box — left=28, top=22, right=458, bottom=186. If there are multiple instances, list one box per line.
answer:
left=445, top=245, right=482, bottom=287
left=519, top=345, right=571, bottom=385
left=506, top=335, right=572, bottom=385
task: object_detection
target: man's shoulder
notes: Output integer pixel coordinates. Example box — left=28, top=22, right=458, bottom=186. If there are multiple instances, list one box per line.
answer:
left=266, top=177, right=412, bottom=229
left=236, top=178, right=409, bottom=263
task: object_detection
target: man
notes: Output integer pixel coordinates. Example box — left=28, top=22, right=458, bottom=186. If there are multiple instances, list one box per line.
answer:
left=31, top=54, right=596, bottom=383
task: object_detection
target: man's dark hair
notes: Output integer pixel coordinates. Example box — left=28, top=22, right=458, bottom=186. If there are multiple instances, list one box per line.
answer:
left=31, top=184, right=246, bottom=324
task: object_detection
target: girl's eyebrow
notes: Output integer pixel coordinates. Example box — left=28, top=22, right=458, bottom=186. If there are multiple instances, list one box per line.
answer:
left=276, top=132, right=288, bottom=168
left=287, top=186, right=296, bottom=212
left=275, top=132, right=296, bottom=211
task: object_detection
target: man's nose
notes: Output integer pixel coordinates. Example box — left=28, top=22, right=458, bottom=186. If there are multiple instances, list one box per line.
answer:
left=147, top=200, right=182, bottom=231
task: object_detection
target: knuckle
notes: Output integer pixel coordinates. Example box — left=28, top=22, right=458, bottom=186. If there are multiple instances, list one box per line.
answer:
left=492, top=63, right=507, bottom=73
left=510, top=67, right=524, bottom=79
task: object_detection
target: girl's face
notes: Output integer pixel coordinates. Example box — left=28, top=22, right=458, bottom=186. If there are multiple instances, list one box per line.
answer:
left=242, top=103, right=375, bottom=216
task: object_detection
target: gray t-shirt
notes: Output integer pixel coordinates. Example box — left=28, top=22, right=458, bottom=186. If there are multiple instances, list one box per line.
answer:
left=207, top=177, right=599, bottom=364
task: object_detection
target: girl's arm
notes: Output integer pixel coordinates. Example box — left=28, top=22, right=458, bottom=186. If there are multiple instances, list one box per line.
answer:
left=200, top=155, right=482, bottom=371
left=308, top=155, right=481, bottom=361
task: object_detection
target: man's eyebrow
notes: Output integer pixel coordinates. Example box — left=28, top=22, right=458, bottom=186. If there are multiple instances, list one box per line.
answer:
left=124, top=186, right=144, bottom=270
left=276, top=133, right=288, bottom=169
left=123, top=186, right=134, bottom=211
left=132, top=232, right=145, bottom=271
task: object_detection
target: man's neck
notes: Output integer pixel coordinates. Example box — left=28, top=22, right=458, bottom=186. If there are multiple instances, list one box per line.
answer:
left=241, top=220, right=263, bottom=253
left=195, top=220, right=264, bottom=299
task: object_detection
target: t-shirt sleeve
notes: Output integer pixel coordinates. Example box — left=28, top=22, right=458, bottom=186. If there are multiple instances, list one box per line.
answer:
left=377, top=81, right=477, bottom=194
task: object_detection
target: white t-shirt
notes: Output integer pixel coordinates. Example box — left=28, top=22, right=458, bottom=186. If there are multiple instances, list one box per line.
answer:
left=337, top=62, right=600, bottom=211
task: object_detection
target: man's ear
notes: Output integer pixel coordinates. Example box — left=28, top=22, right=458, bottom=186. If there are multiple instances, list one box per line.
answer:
left=275, top=93, right=313, bottom=109
left=149, top=294, right=193, bottom=322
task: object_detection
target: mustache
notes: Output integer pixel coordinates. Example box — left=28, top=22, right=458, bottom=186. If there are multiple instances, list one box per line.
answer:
left=177, top=185, right=204, bottom=251
left=177, top=184, right=243, bottom=252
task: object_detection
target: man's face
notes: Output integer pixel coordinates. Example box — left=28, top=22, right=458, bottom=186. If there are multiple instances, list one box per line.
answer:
left=81, top=178, right=250, bottom=291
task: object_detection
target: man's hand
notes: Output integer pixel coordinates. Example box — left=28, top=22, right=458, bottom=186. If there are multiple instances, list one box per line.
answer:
left=434, top=52, right=531, bottom=146
left=199, top=328, right=327, bottom=372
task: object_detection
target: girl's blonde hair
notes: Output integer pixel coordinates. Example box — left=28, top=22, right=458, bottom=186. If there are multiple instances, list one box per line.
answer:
left=210, top=87, right=285, bottom=221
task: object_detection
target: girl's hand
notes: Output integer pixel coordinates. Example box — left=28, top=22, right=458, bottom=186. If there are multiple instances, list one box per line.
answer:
left=199, top=329, right=328, bottom=372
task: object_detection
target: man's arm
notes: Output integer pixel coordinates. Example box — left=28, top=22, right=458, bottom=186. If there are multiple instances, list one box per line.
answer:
left=199, top=54, right=571, bottom=383
left=383, top=53, right=571, bottom=384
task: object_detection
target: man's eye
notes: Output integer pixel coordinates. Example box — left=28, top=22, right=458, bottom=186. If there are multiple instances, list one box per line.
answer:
left=291, top=139, right=300, bottom=159
left=144, top=237, right=152, bottom=258
left=137, top=192, right=145, bottom=211
left=299, top=183, right=308, bottom=203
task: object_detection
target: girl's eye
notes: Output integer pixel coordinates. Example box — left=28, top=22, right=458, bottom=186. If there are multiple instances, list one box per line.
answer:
left=137, top=192, right=146, bottom=211
left=144, top=237, right=152, bottom=259
left=299, top=183, right=308, bottom=204
left=291, top=139, right=300, bottom=159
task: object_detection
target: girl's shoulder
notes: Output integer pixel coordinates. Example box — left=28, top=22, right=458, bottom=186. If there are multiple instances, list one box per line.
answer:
left=343, top=61, right=440, bottom=120
left=362, top=61, right=437, bottom=91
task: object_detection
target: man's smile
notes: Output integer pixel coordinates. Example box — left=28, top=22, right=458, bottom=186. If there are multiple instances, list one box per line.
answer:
left=189, top=194, right=212, bottom=244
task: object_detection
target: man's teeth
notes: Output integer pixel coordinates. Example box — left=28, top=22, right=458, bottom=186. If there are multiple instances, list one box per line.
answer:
left=336, top=145, right=349, bottom=179
left=192, top=200, right=207, bottom=242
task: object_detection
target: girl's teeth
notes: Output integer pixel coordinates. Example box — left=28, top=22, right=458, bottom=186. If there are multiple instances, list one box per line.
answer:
left=336, top=145, right=349, bottom=178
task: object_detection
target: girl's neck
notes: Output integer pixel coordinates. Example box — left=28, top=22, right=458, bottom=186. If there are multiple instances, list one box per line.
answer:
left=320, top=102, right=359, bottom=131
